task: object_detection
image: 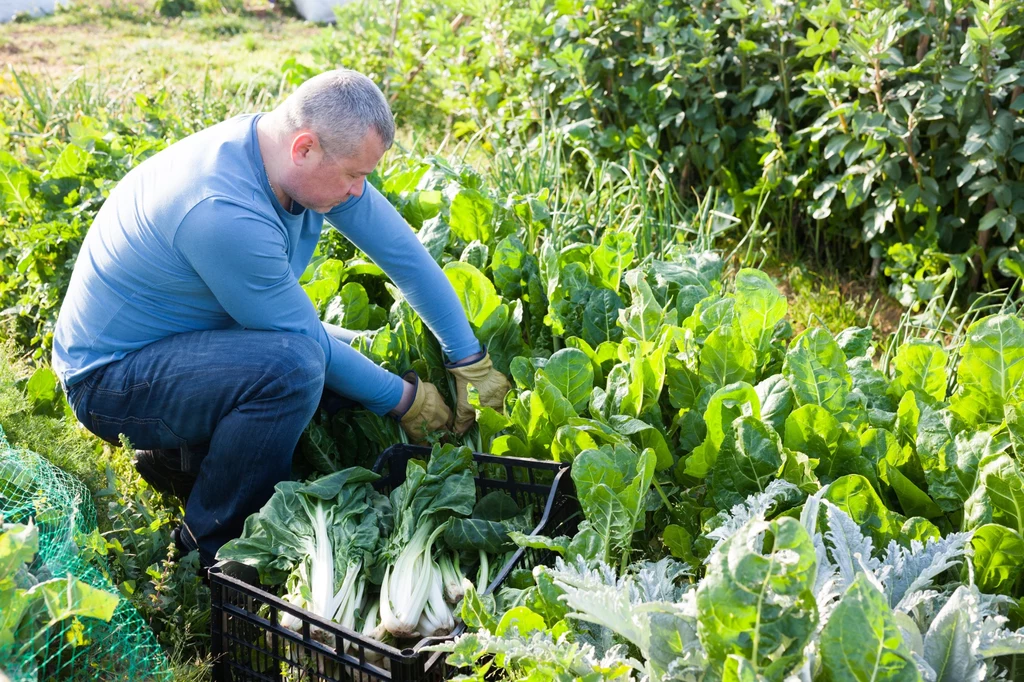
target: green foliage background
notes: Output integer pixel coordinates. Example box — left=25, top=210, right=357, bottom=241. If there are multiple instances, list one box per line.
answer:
left=309, top=0, right=1024, bottom=300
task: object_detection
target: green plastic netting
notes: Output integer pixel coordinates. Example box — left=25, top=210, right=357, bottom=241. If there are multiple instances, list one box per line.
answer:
left=0, top=425, right=170, bottom=682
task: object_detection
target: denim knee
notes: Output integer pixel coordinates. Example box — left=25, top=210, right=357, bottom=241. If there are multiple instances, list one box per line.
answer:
left=271, top=333, right=326, bottom=398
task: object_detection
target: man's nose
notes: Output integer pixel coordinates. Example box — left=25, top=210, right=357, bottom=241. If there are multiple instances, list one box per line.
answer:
left=349, top=179, right=365, bottom=198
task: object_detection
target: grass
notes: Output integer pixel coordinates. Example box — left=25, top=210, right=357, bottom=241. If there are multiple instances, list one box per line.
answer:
left=772, top=263, right=905, bottom=338
left=0, top=345, right=115, bottom=492
left=0, top=0, right=323, bottom=91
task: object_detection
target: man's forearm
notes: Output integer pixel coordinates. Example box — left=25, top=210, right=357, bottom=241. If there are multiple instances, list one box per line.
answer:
left=325, top=182, right=482, bottom=363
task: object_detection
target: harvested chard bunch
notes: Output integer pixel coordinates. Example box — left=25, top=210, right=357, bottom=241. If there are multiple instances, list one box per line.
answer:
left=378, top=444, right=477, bottom=638
left=217, top=467, right=389, bottom=644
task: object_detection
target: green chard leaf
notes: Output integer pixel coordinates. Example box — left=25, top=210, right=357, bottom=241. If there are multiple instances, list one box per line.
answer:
left=697, top=517, right=817, bottom=677
left=783, top=327, right=852, bottom=414
left=820, top=575, right=921, bottom=682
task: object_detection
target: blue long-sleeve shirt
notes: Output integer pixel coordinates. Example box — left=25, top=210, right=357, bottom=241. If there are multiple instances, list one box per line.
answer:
left=52, top=113, right=481, bottom=414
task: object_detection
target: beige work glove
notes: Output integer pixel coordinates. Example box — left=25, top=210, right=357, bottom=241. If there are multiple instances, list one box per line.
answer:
left=447, top=351, right=511, bottom=434
left=398, top=371, right=452, bottom=444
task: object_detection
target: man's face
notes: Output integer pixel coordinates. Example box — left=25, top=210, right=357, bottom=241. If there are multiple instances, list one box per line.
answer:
left=286, top=131, right=386, bottom=214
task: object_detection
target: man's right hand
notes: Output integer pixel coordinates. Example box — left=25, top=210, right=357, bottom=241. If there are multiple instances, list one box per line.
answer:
left=398, top=371, right=452, bottom=444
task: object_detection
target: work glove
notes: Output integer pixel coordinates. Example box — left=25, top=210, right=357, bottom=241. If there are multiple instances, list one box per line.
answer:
left=398, top=371, right=452, bottom=444
left=447, top=350, right=511, bottom=434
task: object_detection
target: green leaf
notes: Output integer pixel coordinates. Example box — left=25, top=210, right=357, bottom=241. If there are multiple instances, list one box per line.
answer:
left=417, top=215, right=450, bottom=263
left=697, top=517, right=817, bottom=675
left=495, top=606, right=546, bottom=636
left=50, top=143, right=91, bottom=178
left=461, top=240, right=489, bottom=270
left=547, top=263, right=595, bottom=337
left=825, top=474, right=903, bottom=547
left=0, top=164, right=32, bottom=214
left=820, top=575, right=921, bottom=682
left=459, top=584, right=498, bottom=631
left=401, top=189, right=442, bottom=228
left=491, top=235, right=528, bottom=299
left=619, top=270, right=675, bottom=343
left=835, top=327, right=874, bottom=360
left=324, top=282, right=370, bottom=330
left=922, top=430, right=990, bottom=513
left=0, top=524, right=39, bottom=587
left=686, top=382, right=761, bottom=478
left=733, top=269, right=787, bottom=360
left=301, top=258, right=345, bottom=311
left=37, top=576, right=119, bottom=624
left=667, top=357, right=702, bottom=410
left=444, top=517, right=517, bottom=553
left=468, top=386, right=510, bottom=449
left=970, top=524, right=1024, bottom=595
left=710, top=417, right=785, bottom=510
left=722, top=655, right=762, bottom=682
left=449, top=187, right=494, bottom=244
left=299, top=421, right=342, bottom=474
left=700, top=321, right=757, bottom=387
left=540, top=348, right=594, bottom=412
left=663, top=525, right=697, bottom=566
left=534, top=373, right=577, bottom=429
left=900, top=517, right=940, bottom=546
left=890, top=340, right=948, bottom=404
left=527, top=568, right=570, bottom=626
left=509, top=532, right=568, bottom=555
left=444, top=261, right=501, bottom=328
left=585, top=485, right=632, bottom=564
left=784, top=404, right=840, bottom=462
left=886, top=466, right=943, bottom=519
left=755, top=374, right=794, bottom=435
left=952, top=315, right=1024, bottom=425
left=895, top=391, right=921, bottom=447
left=26, top=367, right=58, bottom=407
left=571, top=445, right=654, bottom=563
left=971, top=450, right=1024, bottom=536
left=783, top=327, right=852, bottom=414
left=582, top=288, right=625, bottom=346
left=590, top=230, right=634, bottom=292
left=571, top=447, right=626, bottom=504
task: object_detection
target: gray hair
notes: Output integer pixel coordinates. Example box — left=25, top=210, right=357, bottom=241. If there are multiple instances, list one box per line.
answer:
left=278, top=69, right=395, bottom=159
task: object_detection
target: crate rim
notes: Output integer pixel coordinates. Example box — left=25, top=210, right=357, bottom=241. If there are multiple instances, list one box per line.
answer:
left=371, top=445, right=568, bottom=476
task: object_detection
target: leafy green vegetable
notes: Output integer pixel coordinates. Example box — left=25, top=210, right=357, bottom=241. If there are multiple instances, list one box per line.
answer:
left=889, top=339, right=948, bottom=404
left=709, top=416, right=784, bottom=510
left=820, top=575, right=921, bottom=682
left=217, top=467, right=385, bottom=638
left=783, top=327, right=851, bottom=414
left=969, top=524, right=1024, bottom=595
left=697, top=517, right=817, bottom=677
left=951, top=315, right=1024, bottom=425
left=570, top=445, right=656, bottom=570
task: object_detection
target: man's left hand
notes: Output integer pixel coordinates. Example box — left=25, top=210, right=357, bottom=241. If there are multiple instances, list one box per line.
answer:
left=448, top=351, right=510, bottom=434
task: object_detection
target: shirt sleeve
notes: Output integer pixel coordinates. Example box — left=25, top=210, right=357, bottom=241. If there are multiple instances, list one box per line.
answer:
left=174, top=196, right=405, bottom=415
left=324, top=180, right=482, bottom=363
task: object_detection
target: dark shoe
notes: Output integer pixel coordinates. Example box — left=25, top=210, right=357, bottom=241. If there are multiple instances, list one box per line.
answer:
left=134, top=449, right=197, bottom=500
left=171, top=524, right=211, bottom=582
left=171, top=523, right=197, bottom=555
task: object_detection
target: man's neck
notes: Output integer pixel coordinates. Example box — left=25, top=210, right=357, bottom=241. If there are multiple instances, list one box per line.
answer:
left=256, top=115, right=294, bottom=212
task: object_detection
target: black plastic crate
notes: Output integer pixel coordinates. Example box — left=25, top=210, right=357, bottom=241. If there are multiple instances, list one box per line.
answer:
left=210, top=444, right=579, bottom=682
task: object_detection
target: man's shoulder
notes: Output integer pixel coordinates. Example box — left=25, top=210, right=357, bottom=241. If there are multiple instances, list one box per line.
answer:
left=127, top=114, right=274, bottom=230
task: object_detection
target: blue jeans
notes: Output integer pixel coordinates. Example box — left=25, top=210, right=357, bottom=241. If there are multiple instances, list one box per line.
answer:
left=66, top=329, right=327, bottom=565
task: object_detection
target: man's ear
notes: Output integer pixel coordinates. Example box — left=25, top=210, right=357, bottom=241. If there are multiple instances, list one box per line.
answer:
left=290, top=132, right=319, bottom=166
